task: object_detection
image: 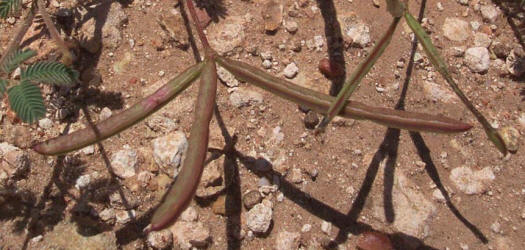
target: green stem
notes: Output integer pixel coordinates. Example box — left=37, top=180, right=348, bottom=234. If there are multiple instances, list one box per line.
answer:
left=33, top=62, right=204, bottom=155
left=149, top=57, right=218, bottom=231
left=404, top=12, right=507, bottom=154
left=319, top=17, right=401, bottom=130
left=217, top=56, right=472, bottom=133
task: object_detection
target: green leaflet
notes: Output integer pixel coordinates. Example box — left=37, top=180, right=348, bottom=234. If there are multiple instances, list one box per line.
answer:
left=1, top=49, right=37, bottom=74
left=404, top=12, right=508, bottom=154
left=22, top=61, right=79, bottom=85
left=0, top=0, right=20, bottom=18
left=0, top=79, right=7, bottom=97
left=8, top=79, right=45, bottom=123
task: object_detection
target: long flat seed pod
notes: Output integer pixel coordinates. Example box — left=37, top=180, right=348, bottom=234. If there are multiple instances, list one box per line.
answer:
left=319, top=17, right=401, bottom=129
left=217, top=56, right=472, bottom=133
left=404, top=12, right=507, bottom=154
left=33, top=62, right=204, bottom=155
left=149, top=58, right=217, bottom=231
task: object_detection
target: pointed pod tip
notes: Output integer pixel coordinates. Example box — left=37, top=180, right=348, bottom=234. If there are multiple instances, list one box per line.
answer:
left=143, top=224, right=153, bottom=234
left=32, top=143, right=43, bottom=154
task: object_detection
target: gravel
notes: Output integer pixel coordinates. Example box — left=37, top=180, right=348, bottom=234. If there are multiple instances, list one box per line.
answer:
left=110, top=145, right=138, bottom=178
left=464, top=47, right=490, bottom=73
left=152, top=131, right=188, bottom=177
left=283, top=62, right=299, bottom=79
left=246, top=203, right=273, bottom=234
left=442, top=18, right=470, bottom=42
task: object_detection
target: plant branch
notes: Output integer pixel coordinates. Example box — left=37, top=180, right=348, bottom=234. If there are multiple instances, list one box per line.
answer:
left=0, top=4, right=36, bottom=72
left=185, top=0, right=212, bottom=53
left=318, top=17, right=401, bottom=130
left=404, top=12, right=507, bottom=154
left=149, top=58, right=218, bottom=231
left=36, top=0, right=73, bottom=66
left=217, top=56, right=472, bottom=133
left=33, top=62, right=204, bottom=155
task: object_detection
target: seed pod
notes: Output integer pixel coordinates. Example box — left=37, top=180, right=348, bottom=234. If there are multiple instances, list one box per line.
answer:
left=357, top=231, right=393, bottom=250
left=318, top=58, right=344, bottom=78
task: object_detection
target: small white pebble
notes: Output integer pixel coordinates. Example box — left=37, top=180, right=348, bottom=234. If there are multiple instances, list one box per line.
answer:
left=262, top=60, right=272, bottom=69
left=301, top=224, right=312, bottom=233
left=490, top=221, right=501, bottom=233
left=321, top=220, right=331, bottom=234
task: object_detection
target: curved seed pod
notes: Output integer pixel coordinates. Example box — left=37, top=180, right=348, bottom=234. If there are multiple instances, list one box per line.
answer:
left=404, top=12, right=507, bottom=154
left=319, top=17, right=401, bottom=130
left=217, top=56, right=472, bottom=133
left=149, top=58, right=217, bottom=231
left=33, top=62, right=204, bottom=155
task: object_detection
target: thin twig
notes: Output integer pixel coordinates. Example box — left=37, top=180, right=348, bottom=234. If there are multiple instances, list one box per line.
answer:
left=0, top=5, right=36, bottom=72
left=185, top=0, right=212, bottom=53
left=36, top=0, right=73, bottom=65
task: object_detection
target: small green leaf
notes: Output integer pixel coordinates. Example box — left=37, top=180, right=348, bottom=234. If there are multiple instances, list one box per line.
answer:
left=1, top=49, right=37, bottom=74
left=0, top=0, right=20, bottom=18
left=8, top=80, right=46, bottom=123
left=22, top=61, right=79, bottom=85
left=0, top=78, right=7, bottom=96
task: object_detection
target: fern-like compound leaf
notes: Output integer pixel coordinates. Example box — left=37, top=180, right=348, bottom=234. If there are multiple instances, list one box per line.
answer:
left=22, top=61, right=79, bottom=85
left=1, top=49, right=37, bottom=74
left=0, top=78, right=7, bottom=97
left=0, top=0, right=21, bottom=18
left=8, top=80, right=46, bottom=123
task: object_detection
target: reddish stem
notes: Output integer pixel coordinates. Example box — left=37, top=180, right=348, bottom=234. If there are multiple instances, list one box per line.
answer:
left=185, top=0, right=211, bottom=53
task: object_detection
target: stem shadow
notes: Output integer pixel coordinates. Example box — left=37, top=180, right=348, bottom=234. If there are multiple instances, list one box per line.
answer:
left=315, top=0, right=346, bottom=96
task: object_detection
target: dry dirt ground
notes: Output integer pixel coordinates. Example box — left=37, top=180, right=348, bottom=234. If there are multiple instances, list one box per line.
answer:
left=1, top=0, right=525, bottom=249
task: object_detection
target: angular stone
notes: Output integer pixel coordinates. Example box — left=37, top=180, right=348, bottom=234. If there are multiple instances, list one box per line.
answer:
left=243, top=190, right=263, bottom=209
left=246, top=203, right=273, bottom=234
left=196, top=154, right=233, bottom=198
left=229, top=88, right=264, bottom=108
left=217, top=66, right=240, bottom=87
left=262, top=0, right=283, bottom=32
left=442, top=18, right=470, bottom=42
left=480, top=5, right=500, bottom=23
left=170, top=221, right=211, bottom=249
left=152, top=131, right=188, bottom=177
left=450, top=166, right=495, bottom=195
left=208, top=16, right=246, bottom=55
left=500, top=126, right=520, bottom=153
left=0, top=142, right=30, bottom=179
left=464, top=47, right=490, bottom=73
left=110, top=145, right=138, bottom=178
left=422, top=80, right=458, bottom=104
left=147, top=229, right=173, bottom=249
left=339, top=13, right=371, bottom=47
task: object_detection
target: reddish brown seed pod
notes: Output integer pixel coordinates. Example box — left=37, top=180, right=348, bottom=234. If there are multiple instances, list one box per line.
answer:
left=318, top=58, right=344, bottom=78
left=356, top=231, right=394, bottom=250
